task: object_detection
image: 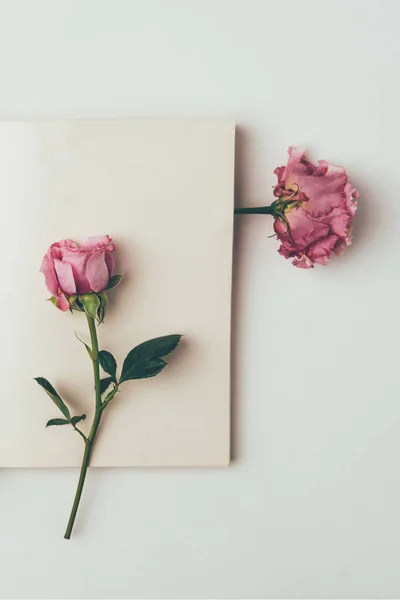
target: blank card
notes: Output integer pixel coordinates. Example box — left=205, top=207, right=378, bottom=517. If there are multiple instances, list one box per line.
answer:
left=0, top=120, right=235, bottom=467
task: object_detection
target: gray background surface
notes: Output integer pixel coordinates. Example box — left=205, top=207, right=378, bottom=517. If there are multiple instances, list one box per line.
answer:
left=0, top=0, right=397, bottom=597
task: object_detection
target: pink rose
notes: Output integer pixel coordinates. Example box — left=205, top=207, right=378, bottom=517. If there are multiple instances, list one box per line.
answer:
left=272, top=147, right=358, bottom=268
left=40, top=235, right=115, bottom=311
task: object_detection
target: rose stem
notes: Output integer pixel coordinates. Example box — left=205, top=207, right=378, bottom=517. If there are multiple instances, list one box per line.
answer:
left=234, top=206, right=274, bottom=215
left=64, top=314, right=102, bottom=540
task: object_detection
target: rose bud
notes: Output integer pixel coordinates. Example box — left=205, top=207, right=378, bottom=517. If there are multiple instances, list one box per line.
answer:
left=272, top=146, right=358, bottom=268
left=40, top=236, right=115, bottom=311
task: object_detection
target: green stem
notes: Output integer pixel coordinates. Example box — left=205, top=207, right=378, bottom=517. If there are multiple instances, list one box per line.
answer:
left=101, top=385, right=118, bottom=411
left=234, top=206, right=274, bottom=215
left=63, top=438, right=92, bottom=540
left=64, top=315, right=103, bottom=540
left=72, top=424, right=87, bottom=443
left=87, top=314, right=102, bottom=409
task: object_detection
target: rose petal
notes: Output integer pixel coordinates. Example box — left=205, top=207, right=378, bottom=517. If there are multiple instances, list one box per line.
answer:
left=82, top=235, right=114, bottom=251
left=86, top=251, right=110, bottom=292
left=56, top=293, right=70, bottom=311
left=274, top=147, right=353, bottom=217
left=54, top=259, right=76, bottom=295
left=50, top=239, right=80, bottom=261
left=306, top=234, right=339, bottom=265
left=273, top=147, right=358, bottom=268
left=275, top=207, right=330, bottom=253
left=105, top=251, right=114, bottom=276
left=40, top=254, right=59, bottom=296
left=321, top=206, right=352, bottom=240
left=298, top=162, right=349, bottom=217
left=60, top=252, right=90, bottom=294
left=292, top=255, right=314, bottom=269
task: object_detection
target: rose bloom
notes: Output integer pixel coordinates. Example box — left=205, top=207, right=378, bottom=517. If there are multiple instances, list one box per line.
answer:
left=273, top=147, right=358, bottom=268
left=40, top=235, right=115, bottom=310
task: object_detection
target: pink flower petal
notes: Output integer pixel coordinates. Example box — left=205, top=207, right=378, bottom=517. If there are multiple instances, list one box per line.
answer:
left=275, top=148, right=350, bottom=216
left=86, top=251, right=110, bottom=292
left=292, top=255, right=314, bottom=269
left=52, top=239, right=79, bottom=249
left=321, top=206, right=352, bottom=241
left=306, top=235, right=339, bottom=265
left=105, top=251, right=114, bottom=276
left=56, top=293, right=70, bottom=311
left=272, top=147, right=358, bottom=268
left=40, top=236, right=116, bottom=301
left=298, top=163, right=349, bottom=217
left=275, top=207, right=330, bottom=254
left=54, top=259, right=76, bottom=295
left=40, top=254, right=59, bottom=296
left=61, top=252, right=90, bottom=294
left=82, top=235, right=115, bottom=251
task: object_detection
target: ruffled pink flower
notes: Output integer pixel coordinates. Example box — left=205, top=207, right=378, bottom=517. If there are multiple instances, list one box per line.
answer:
left=273, top=147, right=358, bottom=268
left=40, top=236, right=115, bottom=311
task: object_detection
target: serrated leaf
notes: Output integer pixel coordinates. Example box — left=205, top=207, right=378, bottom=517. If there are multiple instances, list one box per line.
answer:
left=70, top=414, right=86, bottom=426
left=79, top=293, right=100, bottom=320
left=74, top=332, right=92, bottom=358
left=98, top=350, right=117, bottom=378
left=97, top=292, right=108, bottom=323
left=120, top=334, right=181, bottom=384
left=46, top=418, right=70, bottom=427
left=34, top=377, right=71, bottom=420
left=105, top=274, right=123, bottom=290
left=100, top=376, right=114, bottom=394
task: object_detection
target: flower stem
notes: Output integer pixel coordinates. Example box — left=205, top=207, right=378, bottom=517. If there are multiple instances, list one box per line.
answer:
left=64, top=315, right=102, bottom=540
left=87, top=314, right=102, bottom=410
left=234, top=206, right=274, bottom=215
left=63, top=438, right=92, bottom=540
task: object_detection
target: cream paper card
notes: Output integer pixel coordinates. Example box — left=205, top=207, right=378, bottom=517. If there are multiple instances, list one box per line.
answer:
left=0, top=120, right=234, bottom=467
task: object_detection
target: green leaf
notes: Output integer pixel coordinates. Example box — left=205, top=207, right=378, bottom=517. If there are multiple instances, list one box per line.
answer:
left=126, top=334, right=181, bottom=364
left=100, top=376, right=114, bottom=394
left=105, top=274, right=123, bottom=290
left=79, top=293, right=100, bottom=320
left=46, top=418, right=70, bottom=427
left=34, top=377, right=71, bottom=420
left=70, top=414, right=86, bottom=426
left=120, top=334, right=181, bottom=383
left=97, top=292, right=108, bottom=323
left=48, top=296, right=58, bottom=307
left=121, top=358, right=167, bottom=382
left=68, top=294, right=83, bottom=312
left=98, top=350, right=117, bottom=378
left=74, top=332, right=92, bottom=359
